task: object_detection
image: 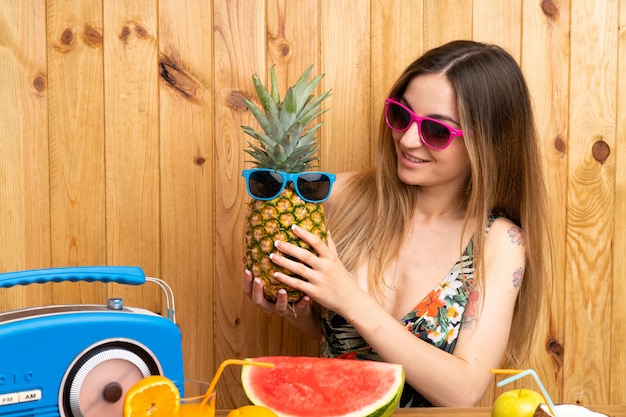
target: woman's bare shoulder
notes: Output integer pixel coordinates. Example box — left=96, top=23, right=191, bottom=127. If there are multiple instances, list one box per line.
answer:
left=484, top=216, right=527, bottom=279
left=487, top=216, right=525, bottom=247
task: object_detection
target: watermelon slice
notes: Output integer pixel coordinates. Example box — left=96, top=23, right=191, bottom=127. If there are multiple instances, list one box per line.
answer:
left=241, top=356, right=405, bottom=417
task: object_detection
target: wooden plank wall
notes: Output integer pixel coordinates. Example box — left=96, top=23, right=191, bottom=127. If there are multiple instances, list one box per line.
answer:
left=1, top=0, right=625, bottom=410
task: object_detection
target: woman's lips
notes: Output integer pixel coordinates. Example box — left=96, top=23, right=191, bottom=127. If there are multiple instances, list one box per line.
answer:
left=402, top=151, right=429, bottom=164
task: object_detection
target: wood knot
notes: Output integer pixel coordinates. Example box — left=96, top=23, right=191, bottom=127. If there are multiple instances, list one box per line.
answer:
left=228, top=92, right=249, bottom=111
left=120, top=26, right=131, bottom=43
left=541, top=0, right=559, bottom=19
left=592, top=139, right=610, bottom=164
left=82, top=25, right=103, bottom=48
left=546, top=337, right=563, bottom=368
left=54, top=28, right=76, bottom=53
left=135, top=25, right=148, bottom=38
left=33, top=75, right=46, bottom=92
left=194, top=156, right=206, bottom=166
left=159, top=56, right=200, bottom=98
left=548, top=339, right=564, bottom=356
left=279, top=42, right=291, bottom=57
left=61, top=28, right=75, bottom=46
left=554, top=135, right=566, bottom=153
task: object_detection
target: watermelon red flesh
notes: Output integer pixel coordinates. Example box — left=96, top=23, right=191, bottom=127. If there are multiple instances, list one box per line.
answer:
left=241, top=356, right=405, bottom=417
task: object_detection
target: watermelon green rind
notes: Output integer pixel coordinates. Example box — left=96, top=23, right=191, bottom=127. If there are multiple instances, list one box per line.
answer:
left=367, top=388, right=402, bottom=417
left=241, top=356, right=405, bottom=417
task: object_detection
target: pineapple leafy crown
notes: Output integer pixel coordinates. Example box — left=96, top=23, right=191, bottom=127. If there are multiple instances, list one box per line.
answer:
left=242, top=65, right=332, bottom=172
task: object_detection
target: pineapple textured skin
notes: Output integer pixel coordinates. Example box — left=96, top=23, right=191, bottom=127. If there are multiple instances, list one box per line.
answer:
left=244, top=186, right=328, bottom=302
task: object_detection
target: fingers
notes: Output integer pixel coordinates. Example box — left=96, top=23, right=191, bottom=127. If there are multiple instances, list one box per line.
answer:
left=290, top=225, right=329, bottom=255
left=275, top=225, right=338, bottom=265
left=273, top=271, right=311, bottom=298
left=250, top=276, right=269, bottom=306
left=243, top=269, right=254, bottom=297
left=326, top=229, right=337, bottom=253
left=243, top=270, right=276, bottom=313
left=243, top=269, right=310, bottom=317
left=290, top=295, right=312, bottom=318
left=274, top=288, right=311, bottom=317
left=269, top=251, right=311, bottom=281
left=271, top=226, right=334, bottom=286
left=273, top=231, right=323, bottom=273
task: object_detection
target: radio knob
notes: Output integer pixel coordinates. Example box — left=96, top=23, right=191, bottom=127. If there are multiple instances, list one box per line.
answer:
left=102, top=382, right=123, bottom=403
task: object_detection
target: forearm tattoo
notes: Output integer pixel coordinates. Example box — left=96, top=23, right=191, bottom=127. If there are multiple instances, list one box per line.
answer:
left=461, top=290, right=479, bottom=329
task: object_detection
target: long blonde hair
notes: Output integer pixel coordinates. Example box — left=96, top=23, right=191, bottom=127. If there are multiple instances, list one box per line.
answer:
left=326, top=40, right=549, bottom=366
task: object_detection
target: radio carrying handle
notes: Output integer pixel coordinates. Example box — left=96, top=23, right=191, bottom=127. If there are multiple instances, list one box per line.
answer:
left=0, top=266, right=177, bottom=323
left=0, top=266, right=145, bottom=288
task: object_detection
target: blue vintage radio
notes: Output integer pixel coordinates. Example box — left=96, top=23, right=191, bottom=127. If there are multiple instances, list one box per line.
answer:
left=0, top=266, right=185, bottom=417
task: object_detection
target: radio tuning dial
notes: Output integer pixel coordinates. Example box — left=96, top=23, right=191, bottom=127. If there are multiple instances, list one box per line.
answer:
left=102, top=382, right=123, bottom=403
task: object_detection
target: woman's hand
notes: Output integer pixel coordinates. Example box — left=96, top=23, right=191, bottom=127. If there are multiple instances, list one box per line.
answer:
left=243, top=269, right=313, bottom=317
left=269, top=225, right=361, bottom=314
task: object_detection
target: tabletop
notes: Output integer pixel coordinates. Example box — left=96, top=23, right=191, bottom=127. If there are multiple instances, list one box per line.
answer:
left=216, top=405, right=626, bottom=416
left=390, top=406, right=626, bottom=416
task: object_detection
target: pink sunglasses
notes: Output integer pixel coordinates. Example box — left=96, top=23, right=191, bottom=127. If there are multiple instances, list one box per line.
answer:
left=384, top=98, right=463, bottom=150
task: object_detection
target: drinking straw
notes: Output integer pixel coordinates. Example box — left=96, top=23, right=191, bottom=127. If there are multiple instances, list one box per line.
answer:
left=200, top=359, right=274, bottom=408
left=490, top=369, right=559, bottom=417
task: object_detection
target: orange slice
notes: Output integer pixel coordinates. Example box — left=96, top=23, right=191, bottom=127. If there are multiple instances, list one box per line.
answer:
left=123, top=375, right=181, bottom=417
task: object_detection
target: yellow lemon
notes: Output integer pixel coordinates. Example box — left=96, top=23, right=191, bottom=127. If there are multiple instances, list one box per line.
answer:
left=226, top=405, right=279, bottom=417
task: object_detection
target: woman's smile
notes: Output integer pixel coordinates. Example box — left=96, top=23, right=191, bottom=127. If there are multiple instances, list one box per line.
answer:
left=401, top=151, right=429, bottom=165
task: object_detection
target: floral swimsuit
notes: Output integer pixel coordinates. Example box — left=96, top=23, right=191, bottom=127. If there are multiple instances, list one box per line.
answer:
left=319, top=217, right=498, bottom=407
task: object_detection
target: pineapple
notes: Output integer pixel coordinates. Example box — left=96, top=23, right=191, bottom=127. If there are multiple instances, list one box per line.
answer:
left=242, top=65, right=332, bottom=303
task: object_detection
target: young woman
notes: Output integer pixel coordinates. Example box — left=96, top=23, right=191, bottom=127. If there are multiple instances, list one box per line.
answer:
left=243, top=40, right=549, bottom=407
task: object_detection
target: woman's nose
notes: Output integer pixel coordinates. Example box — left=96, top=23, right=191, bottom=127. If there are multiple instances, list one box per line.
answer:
left=400, top=122, right=423, bottom=147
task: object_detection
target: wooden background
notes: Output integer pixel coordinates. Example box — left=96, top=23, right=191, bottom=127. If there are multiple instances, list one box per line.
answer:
left=1, top=0, right=625, bottom=410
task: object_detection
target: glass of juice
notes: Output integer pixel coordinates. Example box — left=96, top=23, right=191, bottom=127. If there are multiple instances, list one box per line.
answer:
left=178, top=380, right=215, bottom=417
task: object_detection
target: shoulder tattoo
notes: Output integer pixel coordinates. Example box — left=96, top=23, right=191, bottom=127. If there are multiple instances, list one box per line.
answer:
left=513, top=267, right=524, bottom=288
left=508, top=226, right=526, bottom=246
left=508, top=225, right=525, bottom=246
